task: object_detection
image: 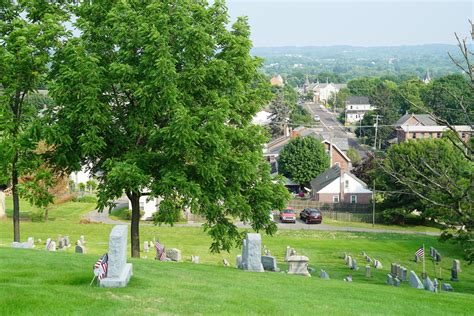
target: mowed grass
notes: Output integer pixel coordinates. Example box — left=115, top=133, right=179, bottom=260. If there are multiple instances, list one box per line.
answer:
left=0, top=247, right=473, bottom=315
left=1, top=196, right=473, bottom=314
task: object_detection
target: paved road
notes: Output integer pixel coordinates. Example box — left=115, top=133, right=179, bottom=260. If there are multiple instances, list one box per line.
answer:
left=303, top=102, right=367, bottom=157
left=83, top=207, right=440, bottom=236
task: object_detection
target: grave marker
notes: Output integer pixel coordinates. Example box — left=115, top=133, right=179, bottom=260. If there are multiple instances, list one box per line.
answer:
left=166, top=248, right=182, bottom=262
left=409, top=271, right=424, bottom=289
left=365, top=265, right=371, bottom=278
left=319, top=269, right=330, bottom=279
left=99, top=225, right=133, bottom=288
left=241, top=233, right=264, bottom=272
left=261, top=255, right=280, bottom=272
left=287, top=255, right=311, bottom=277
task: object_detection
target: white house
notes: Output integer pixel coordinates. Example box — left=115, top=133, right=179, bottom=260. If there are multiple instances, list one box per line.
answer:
left=302, top=81, right=347, bottom=104
left=128, top=195, right=163, bottom=220
left=310, top=165, right=372, bottom=204
left=252, top=110, right=272, bottom=126
left=345, top=96, right=374, bottom=123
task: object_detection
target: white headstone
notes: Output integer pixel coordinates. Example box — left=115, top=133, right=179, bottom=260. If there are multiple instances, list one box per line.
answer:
left=45, top=238, right=52, bottom=250
left=47, top=241, right=56, bottom=252
left=453, top=259, right=461, bottom=273
left=409, top=271, right=424, bottom=289
left=166, top=248, right=181, bottom=262
left=287, top=255, right=311, bottom=277
left=143, top=241, right=149, bottom=253
left=80, top=235, right=85, bottom=245
left=236, top=255, right=243, bottom=269
left=99, top=225, right=133, bottom=288
left=26, top=237, right=35, bottom=248
left=191, top=255, right=200, bottom=264
left=284, top=246, right=291, bottom=262
left=241, top=233, right=264, bottom=272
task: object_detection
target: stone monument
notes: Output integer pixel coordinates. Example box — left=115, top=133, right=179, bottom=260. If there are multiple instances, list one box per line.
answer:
left=409, top=271, right=424, bottom=289
left=287, top=255, right=311, bottom=277
left=261, top=255, right=280, bottom=272
left=99, top=225, right=133, bottom=288
left=241, top=233, right=264, bottom=272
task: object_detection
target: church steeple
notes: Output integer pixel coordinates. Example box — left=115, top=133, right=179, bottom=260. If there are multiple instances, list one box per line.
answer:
left=423, top=70, right=431, bottom=84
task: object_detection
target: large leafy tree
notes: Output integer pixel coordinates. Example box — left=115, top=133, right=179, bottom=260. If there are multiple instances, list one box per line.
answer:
left=48, top=0, right=289, bottom=257
left=380, top=138, right=472, bottom=236
left=0, top=0, right=66, bottom=241
left=278, top=137, right=329, bottom=188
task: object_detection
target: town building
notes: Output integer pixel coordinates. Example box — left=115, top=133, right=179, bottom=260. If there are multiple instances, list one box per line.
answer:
left=395, top=113, right=472, bottom=143
left=270, top=75, right=284, bottom=87
left=345, top=96, right=374, bottom=124
left=310, top=165, right=372, bottom=204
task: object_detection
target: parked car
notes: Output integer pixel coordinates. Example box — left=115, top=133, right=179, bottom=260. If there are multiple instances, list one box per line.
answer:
left=300, top=208, right=323, bottom=224
left=279, top=208, right=296, bottom=223
left=313, top=114, right=321, bottom=121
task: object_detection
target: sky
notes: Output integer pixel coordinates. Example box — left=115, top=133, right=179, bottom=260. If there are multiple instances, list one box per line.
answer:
left=225, top=0, right=473, bottom=47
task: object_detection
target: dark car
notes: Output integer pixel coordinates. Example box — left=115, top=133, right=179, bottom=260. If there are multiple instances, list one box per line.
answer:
left=300, top=208, right=323, bottom=224
left=279, top=208, right=296, bottom=223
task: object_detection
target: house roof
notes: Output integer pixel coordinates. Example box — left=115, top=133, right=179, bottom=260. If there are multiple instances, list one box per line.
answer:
left=400, top=125, right=472, bottom=133
left=310, top=165, right=341, bottom=193
left=310, top=165, right=369, bottom=193
left=346, top=96, right=370, bottom=105
left=395, top=113, right=437, bottom=127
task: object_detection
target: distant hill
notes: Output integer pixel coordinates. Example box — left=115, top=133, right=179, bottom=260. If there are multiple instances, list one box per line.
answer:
left=251, top=44, right=466, bottom=83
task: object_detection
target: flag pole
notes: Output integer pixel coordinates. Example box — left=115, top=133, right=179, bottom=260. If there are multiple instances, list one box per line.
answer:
left=89, top=275, right=97, bottom=287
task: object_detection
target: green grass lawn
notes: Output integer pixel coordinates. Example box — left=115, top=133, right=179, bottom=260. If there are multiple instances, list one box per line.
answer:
left=1, top=196, right=473, bottom=314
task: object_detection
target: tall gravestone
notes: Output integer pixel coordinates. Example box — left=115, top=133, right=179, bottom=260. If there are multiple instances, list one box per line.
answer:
left=241, top=233, right=264, bottom=272
left=409, top=271, right=424, bottom=289
left=100, top=225, right=133, bottom=288
left=453, top=260, right=461, bottom=273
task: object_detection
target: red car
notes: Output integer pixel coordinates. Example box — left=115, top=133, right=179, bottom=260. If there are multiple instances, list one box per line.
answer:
left=279, top=208, right=296, bottom=223
left=300, top=208, right=323, bottom=224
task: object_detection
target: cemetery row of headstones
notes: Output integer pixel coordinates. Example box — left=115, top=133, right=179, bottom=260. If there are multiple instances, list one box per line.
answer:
left=12, top=235, right=87, bottom=253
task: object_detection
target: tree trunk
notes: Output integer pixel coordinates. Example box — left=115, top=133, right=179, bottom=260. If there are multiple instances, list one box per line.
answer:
left=129, top=193, right=141, bottom=258
left=12, top=153, right=20, bottom=242
left=44, top=207, right=48, bottom=222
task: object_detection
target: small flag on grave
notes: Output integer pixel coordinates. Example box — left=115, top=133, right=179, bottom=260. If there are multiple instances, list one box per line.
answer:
left=155, top=241, right=166, bottom=261
left=91, top=253, right=109, bottom=285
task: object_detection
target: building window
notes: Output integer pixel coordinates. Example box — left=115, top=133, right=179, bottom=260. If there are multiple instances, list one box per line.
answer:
left=412, top=133, right=416, bottom=139
left=139, top=202, right=145, bottom=211
left=333, top=195, right=339, bottom=203
left=436, top=132, right=441, bottom=138
left=350, top=195, right=357, bottom=204
left=335, top=162, right=340, bottom=166
left=462, top=132, right=466, bottom=139
left=345, top=180, right=349, bottom=189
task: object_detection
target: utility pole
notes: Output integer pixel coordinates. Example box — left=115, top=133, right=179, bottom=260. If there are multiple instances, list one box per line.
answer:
left=373, top=115, right=382, bottom=150
left=372, top=180, right=376, bottom=228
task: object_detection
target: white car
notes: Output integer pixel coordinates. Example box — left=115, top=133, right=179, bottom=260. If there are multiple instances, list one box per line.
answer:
left=313, top=115, right=321, bottom=121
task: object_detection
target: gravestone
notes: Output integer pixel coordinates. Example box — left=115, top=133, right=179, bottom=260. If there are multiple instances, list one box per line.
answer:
left=47, top=241, right=56, bottom=251
left=143, top=241, right=149, bottom=253
left=391, top=263, right=396, bottom=276
left=386, top=274, right=394, bottom=285
left=374, top=260, right=382, bottom=269
left=319, top=269, right=330, bottom=279
left=191, top=255, right=200, bottom=264
left=149, top=241, right=154, bottom=248
left=344, top=275, right=352, bottom=282
left=393, top=277, right=401, bottom=287
left=424, top=276, right=435, bottom=292
left=241, top=233, right=264, bottom=272
left=434, top=251, right=442, bottom=262
left=99, top=225, right=133, bottom=288
left=414, top=255, right=419, bottom=263
left=361, top=251, right=366, bottom=257
left=261, top=255, right=280, bottom=272
left=401, top=267, right=408, bottom=282
left=452, top=259, right=461, bottom=273
left=450, top=268, right=458, bottom=281
left=366, top=256, right=372, bottom=263
left=290, top=248, right=297, bottom=256
left=223, top=259, right=230, bottom=267
left=236, top=255, right=243, bottom=269
left=347, top=256, right=352, bottom=268
left=80, top=235, right=85, bottom=245
left=11, top=242, right=22, bottom=248
left=365, top=265, right=371, bottom=278
left=409, top=271, right=424, bottom=289
left=64, top=236, right=70, bottom=247
left=351, top=259, right=358, bottom=271
left=396, top=265, right=402, bottom=279
left=442, top=283, right=453, bottom=292
left=58, top=238, right=65, bottom=250
left=166, top=248, right=182, bottom=262
left=45, top=238, right=52, bottom=250
left=429, top=247, right=434, bottom=257
left=287, top=255, right=311, bottom=277
left=433, top=278, right=439, bottom=293
left=26, top=237, right=35, bottom=248
left=75, top=244, right=85, bottom=253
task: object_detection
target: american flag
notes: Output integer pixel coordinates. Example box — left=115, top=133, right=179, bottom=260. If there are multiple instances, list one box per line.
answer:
left=155, top=241, right=166, bottom=261
left=93, top=253, right=109, bottom=280
left=415, top=246, right=424, bottom=258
